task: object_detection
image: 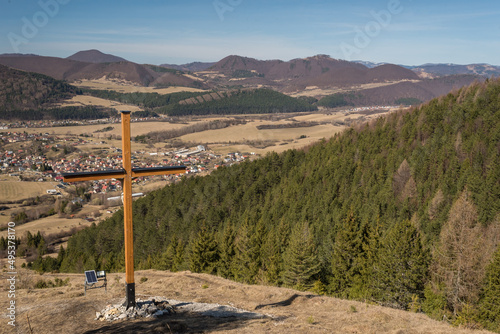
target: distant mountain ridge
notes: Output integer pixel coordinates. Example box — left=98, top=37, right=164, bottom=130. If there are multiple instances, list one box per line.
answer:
left=410, top=63, right=500, bottom=78
left=0, top=53, right=206, bottom=89
left=161, top=61, right=216, bottom=72
left=0, top=50, right=493, bottom=108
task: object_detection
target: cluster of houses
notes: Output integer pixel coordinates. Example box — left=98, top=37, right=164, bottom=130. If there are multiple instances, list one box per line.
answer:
left=1, top=131, right=250, bottom=194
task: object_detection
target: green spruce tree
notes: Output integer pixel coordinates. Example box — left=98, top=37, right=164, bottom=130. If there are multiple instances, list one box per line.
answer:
left=372, top=219, right=430, bottom=309
left=218, top=222, right=236, bottom=278
left=189, top=223, right=219, bottom=274
left=477, top=245, right=500, bottom=332
left=282, top=221, right=321, bottom=290
left=329, top=213, right=366, bottom=298
left=233, top=219, right=265, bottom=283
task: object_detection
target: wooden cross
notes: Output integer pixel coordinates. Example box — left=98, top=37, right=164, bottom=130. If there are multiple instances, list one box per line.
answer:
left=62, top=111, right=186, bottom=308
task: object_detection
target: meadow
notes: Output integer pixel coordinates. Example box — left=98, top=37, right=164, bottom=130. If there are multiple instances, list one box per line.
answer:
left=8, top=110, right=384, bottom=155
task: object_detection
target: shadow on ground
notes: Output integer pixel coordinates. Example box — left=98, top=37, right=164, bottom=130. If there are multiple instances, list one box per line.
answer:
left=254, top=294, right=317, bottom=310
left=83, top=311, right=267, bottom=334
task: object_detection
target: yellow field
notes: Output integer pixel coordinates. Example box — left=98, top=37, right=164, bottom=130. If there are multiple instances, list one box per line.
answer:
left=8, top=111, right=389, bottom=155
left=72, top=79, right=206, bottom=94
left=10, top=121, right=196, bottom=138
left=59, top=95, right=143, bottom=112
left=290, top=80, right=421, bottom=97
left=0, top=180, right=58, bottom=202
left=0, top=216, right=89, bottom=239
left=180, top=120, right=345, bottom=154
left=0, top=204, right=118, bottom=241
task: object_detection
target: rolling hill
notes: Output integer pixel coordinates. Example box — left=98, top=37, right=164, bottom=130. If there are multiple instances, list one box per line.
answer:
left=0, top=64, right=78, bottom=112
left=411, top=63, right=500, bottom=78
left=0, top=53, right=206, bottom=88
left=0, top=52, right=490, bottom=110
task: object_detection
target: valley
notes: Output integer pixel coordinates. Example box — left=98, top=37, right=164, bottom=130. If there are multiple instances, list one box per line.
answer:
left=0, top=50, right=498, bottom=333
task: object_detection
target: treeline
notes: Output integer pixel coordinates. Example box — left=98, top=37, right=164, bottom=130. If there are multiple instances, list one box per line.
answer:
left=317, top=93, right=422, bottom=108
left=83, top=89, right=206, bottom=109
left=0, top=106, right=115, bottom=121
left=160, top=89, right=318, bottom=116
left=317, top=92, right=357, bottom=108
left=38, top=79, right=500, bottom=330
left=256, top=121, right=320, bottom=130
left=0, top=64, right=79, bottom=113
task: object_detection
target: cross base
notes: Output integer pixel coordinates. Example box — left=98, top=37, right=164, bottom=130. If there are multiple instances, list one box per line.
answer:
left=125, top=282, right=136, bottom=309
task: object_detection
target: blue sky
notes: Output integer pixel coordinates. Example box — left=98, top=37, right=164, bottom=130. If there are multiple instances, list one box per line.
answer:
left=0, top=0, right=499, bottom=65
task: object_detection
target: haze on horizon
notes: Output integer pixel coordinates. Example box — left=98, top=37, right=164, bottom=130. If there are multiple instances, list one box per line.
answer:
left=0, top=0, right=499, bottom=66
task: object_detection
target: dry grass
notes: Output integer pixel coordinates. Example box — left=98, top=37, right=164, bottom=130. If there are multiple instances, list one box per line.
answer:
left=0, top=180, right=58, bottom=202
left=179, top=121, right=344, bottom=155
left=58, top=95, right=143, bottom=112
left=72, top=79, right=206, bottom=94
left=8, top=111, right=387, bottom=155
left=0, top=269, right=492, bottom=334
left=0, top=216, right=89, bottom=239
left=9, top=121, right=198, bottom=138
left=290, top=80, right=421, bottom=98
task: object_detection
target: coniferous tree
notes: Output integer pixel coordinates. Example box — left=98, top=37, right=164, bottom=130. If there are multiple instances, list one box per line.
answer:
left=329, top=213, right=365, bottom=297
left=218, top=222, right=236, bottom=278
left=160, top=235, right=179, bottom=271
left=477, top=245, right=500, bottom=332
left=189, top=224, right=219, bottom=274
left=282, top=221, right=320, bottom=290
left=261, top=219, right=290, bottom=285
left=172, top=239, right=186, bottom=272
left=233, top=219, right=265, bottom=283
left=372, top=219, right=430, bottom=309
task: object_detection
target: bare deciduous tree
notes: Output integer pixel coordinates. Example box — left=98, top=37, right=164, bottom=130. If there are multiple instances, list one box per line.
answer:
left=433, top=190, right=498, bottom=314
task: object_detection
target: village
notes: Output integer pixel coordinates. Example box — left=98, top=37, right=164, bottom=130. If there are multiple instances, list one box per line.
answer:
left=0, top=129, right=250, bottom=199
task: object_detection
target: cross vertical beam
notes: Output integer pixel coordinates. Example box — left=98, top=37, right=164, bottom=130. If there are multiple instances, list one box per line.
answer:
left=121, top=111, right=135, bottom=308
left=62, top=111, right=186, bottom=309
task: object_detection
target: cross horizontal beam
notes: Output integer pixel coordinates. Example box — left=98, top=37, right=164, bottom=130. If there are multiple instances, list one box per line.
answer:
left=61, top=166, right=186, bottom=182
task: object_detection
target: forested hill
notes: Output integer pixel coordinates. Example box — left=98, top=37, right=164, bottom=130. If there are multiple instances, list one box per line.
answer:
left=0, top=64, right=78, bottom=112
left=41, top=79, right=500, bottom=330
left=160, top=89, right=318, bottom=115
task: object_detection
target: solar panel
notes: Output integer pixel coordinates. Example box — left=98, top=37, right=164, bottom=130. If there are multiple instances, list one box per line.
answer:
left=85, top=270, right=98, bottom=284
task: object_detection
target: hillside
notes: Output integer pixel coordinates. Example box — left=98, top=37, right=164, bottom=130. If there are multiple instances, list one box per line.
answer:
left=206, top=54, right=418, bottom=88
left=316, top=74, right=482, bottom=107
left=159, top=88, right=318, bottom=115
left=0, top=55, right=204, bottom=88
left=0, top=269, right=490, bottom=334
left=411, top=63, right=500, bottom=78
left=0, top=64, right=78, bottom=113
left=0, top=53, right=488, bottom=109
left=32, top=79, right=500, bottom=330
left=67, top=49, right=128, bottom=63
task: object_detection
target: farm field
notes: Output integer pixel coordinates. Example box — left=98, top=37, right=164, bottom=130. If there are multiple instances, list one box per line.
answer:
left=58, top=95, right=143, bottom=112
left=178, top=110, right=386, bottom=155
left=0, top=180, right=58, bottom=202
left=7, top=110, right=391, bottom=155
left=9, top=120, right=195, bottom=138
left=72, top=79, right=206, bottom=94
left=0, top=216, right=89, bottom=240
